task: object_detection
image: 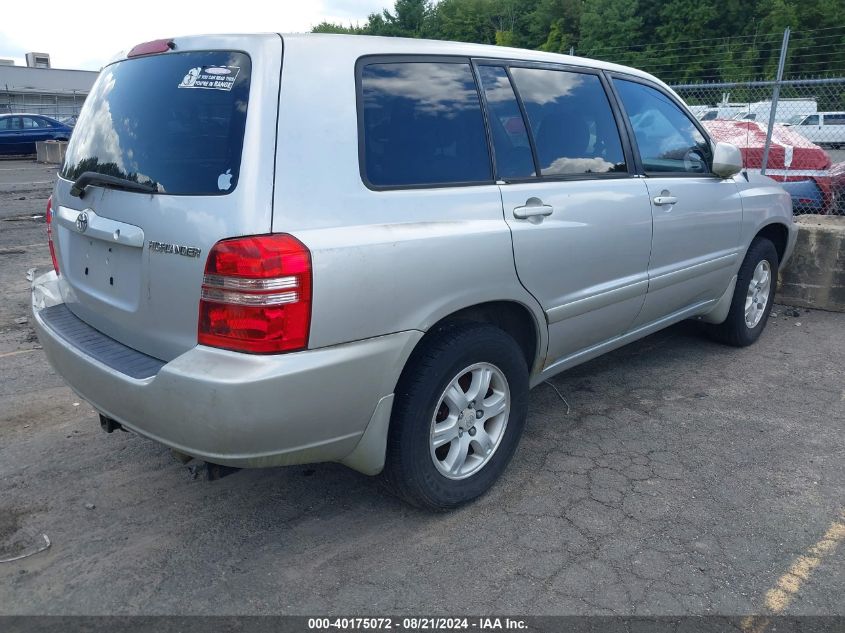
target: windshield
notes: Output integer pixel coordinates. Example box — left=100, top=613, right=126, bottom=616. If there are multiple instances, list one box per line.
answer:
left=785, top=115, right=805, bottom=125
left=61, top=50, right=251, bottom=195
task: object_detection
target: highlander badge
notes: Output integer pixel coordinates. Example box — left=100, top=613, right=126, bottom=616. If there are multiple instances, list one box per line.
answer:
left=148, top=241, right=202, bottom=258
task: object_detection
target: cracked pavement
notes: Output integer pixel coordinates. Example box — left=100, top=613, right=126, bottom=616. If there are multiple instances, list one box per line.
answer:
left=1, top=160, right=843, bottom=615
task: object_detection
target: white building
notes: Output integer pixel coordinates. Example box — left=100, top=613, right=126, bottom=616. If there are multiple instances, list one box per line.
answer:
left=0, top=53, right=98, bottom=121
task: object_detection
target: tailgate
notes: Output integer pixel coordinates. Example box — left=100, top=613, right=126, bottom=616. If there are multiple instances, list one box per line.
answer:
left=50, top=34, right=283, bottom=361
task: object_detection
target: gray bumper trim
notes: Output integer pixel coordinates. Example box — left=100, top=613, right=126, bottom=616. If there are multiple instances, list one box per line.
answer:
left=39, top=304, right=165, bottom=380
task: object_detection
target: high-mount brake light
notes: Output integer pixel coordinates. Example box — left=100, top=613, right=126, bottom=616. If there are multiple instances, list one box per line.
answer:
left=127, top=39, right=175, bottom=58
left=198, top=234, right=312, bottom=354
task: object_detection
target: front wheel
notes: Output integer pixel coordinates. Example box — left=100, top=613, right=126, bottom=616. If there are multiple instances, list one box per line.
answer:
left=383, top=323, right=529, bottom=510
left=707, top=237, right=779, bottom=347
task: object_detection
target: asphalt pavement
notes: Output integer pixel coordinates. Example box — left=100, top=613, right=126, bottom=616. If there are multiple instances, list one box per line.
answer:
left=1, top=159, right=843, bottom=616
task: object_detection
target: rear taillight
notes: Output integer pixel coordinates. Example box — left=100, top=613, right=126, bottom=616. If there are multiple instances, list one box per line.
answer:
left=198, top=234, right=312, bottom=354
left=45, top=196, right=59, bottom=274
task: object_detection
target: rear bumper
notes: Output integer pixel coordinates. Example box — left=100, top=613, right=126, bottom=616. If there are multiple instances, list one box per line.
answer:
left=32, top=271, right=421, bottom=471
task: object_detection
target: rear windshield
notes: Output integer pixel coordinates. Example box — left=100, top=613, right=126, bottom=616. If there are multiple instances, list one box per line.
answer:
left=61, top=50, right=251, bottom=195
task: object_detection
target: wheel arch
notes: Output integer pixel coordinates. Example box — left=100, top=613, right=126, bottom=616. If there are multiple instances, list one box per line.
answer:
left=341, top=300, right=543, bottom=478
left=403, top=300, right=546, bottom=388
left=754, top=221, right=790, bottom=264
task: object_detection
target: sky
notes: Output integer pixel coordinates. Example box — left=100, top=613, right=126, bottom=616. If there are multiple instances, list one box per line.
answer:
left=1, top=0, right=385, bottom=70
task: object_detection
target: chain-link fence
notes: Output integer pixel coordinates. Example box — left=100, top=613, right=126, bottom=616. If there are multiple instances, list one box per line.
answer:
left=582, top=26, right=845, bottom=216
left=673, top=77, right=845, bottom=216
left=0, top=90, right=85, bottom=123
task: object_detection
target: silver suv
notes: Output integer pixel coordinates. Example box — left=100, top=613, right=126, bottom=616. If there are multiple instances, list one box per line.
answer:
left=32, top=34, right=796, bottom=509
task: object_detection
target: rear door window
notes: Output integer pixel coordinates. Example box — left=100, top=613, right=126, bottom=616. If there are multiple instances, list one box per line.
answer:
left=508, top=67, right=627, bottom=176
left=613, top=78, right=712, bottom=174
left=476, top=65, right=536, bottom=180
left=61, top=50, right=251, bottom=195
left=359, top=61, right=492, bottom=188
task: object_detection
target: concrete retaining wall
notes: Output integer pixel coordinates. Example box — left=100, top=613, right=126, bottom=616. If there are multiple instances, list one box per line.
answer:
left=35, top=141, right=68, bottom=164
left=778, top=215, right=845, bottom=312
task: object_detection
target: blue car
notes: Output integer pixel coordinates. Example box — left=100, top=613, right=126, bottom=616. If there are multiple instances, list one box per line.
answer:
left=780, top=179, right=824, bottom=214
left=0, top=113, right=73, bottom=156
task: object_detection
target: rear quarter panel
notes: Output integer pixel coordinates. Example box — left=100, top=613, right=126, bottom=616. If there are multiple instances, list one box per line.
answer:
left=272, top=38, right=546, bottom=365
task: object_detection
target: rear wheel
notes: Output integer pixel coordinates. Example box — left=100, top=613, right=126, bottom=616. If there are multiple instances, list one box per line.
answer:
left=707, top=237, right=779, bottom=347
left=383, top=323, right=529, bottom=510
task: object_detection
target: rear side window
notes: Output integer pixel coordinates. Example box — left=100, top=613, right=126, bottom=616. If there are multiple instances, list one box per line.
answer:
left=614, top=79, right=712, bottom=174
left=477, top=65, right=536, bottom=179
left=22, top=117, right=49, bottom=129
left=61, top=50, right=251, bottom=195
left=360, top=61, right=492, bottom=188
left=824, top=114, right=845, bottom=125
left=509, top=67, right=627, bottom=176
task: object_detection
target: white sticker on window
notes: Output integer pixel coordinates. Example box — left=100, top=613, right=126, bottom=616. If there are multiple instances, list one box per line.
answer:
left=178, top=66, right=240, bottom=91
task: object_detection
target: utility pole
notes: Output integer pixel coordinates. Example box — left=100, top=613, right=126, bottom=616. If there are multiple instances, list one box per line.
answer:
left=761, top=27, right=790, bottom=176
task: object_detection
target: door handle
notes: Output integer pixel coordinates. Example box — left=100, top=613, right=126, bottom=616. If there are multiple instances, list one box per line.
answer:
left=653, top=195, right=678, bottom=206
left=513, top=200, right=554, bottom=220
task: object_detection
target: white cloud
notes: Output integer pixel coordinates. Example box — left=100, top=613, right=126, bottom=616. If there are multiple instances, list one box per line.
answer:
left=1, top=0, right=384, bottom=70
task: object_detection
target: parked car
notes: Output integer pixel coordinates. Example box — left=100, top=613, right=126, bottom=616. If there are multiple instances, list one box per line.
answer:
left=732, top=98, right=818, bottom=126
left=704, top=118, right=835, bottom=213
left=780, top=179, right=825, bottom=214
left=31, top=34, right=796, bottom=510
left=831, top=162, right=845, bottom=213
left=693, top=104, right=748, bottom=121
left=784, top=112, right=845, bottom=149
left=0, top=114, right=73, bottom=155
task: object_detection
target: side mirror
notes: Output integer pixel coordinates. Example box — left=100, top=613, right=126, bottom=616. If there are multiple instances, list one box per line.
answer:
left=712, top=142, right=743, bottom=178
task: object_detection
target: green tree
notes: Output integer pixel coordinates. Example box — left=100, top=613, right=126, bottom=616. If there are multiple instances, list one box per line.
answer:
left=310, top=0, right=845, bottom=85
left=525, top=0, right=582, bottom=53
left=311, top=21, right=362, bottom=34
left=433, top=0, right=498, bottom=44
left=579, top=0, right=643, bottom=64
left=363, top=0, right=434, bottom=37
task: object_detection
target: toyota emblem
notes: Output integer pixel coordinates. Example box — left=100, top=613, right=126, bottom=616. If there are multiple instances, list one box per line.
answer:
left=76, top=212, right=89, bottom=233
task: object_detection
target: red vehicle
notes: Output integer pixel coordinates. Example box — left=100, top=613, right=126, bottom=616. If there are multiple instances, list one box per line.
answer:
left=704, top=119, right=835, bottom=212
left=831, top=161, right=845, bottom=213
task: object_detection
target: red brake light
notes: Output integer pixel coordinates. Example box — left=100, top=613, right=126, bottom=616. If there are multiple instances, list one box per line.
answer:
left=198, top=234, right=312, bottom=354
left=46, top=196, right=59, bottom=275
left=127, top=39, right=174, bottom=58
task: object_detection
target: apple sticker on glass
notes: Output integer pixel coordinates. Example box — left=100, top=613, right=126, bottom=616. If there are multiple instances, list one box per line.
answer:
left=218, top=169, right=233, bottom=191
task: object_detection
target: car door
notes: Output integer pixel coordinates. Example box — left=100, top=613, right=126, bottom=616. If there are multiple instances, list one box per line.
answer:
left=822, top=113, right=845, bottom=147
left=476, top=62, right=653, bottom=367
left=20, top=116, right=51, bottom=152
left=610, top=76, right=744, bottom=327
left=0, top=116, right=15, bottom=155
left=799, top=114, right=822, bottom=144
left=0, top=116, right=24, bottom=154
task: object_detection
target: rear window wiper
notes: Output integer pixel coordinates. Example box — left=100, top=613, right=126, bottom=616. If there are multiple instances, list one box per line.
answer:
left=70, top=171, right=157, bottom=199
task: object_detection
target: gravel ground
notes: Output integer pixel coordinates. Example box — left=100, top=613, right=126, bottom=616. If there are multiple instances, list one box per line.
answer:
left=0, top=159, right=843, bottom=616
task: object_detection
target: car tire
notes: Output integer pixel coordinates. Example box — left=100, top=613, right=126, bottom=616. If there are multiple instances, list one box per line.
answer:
left=707, top=237, right=779, bottom=347
left=383, top=322, right=529, bottom=511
